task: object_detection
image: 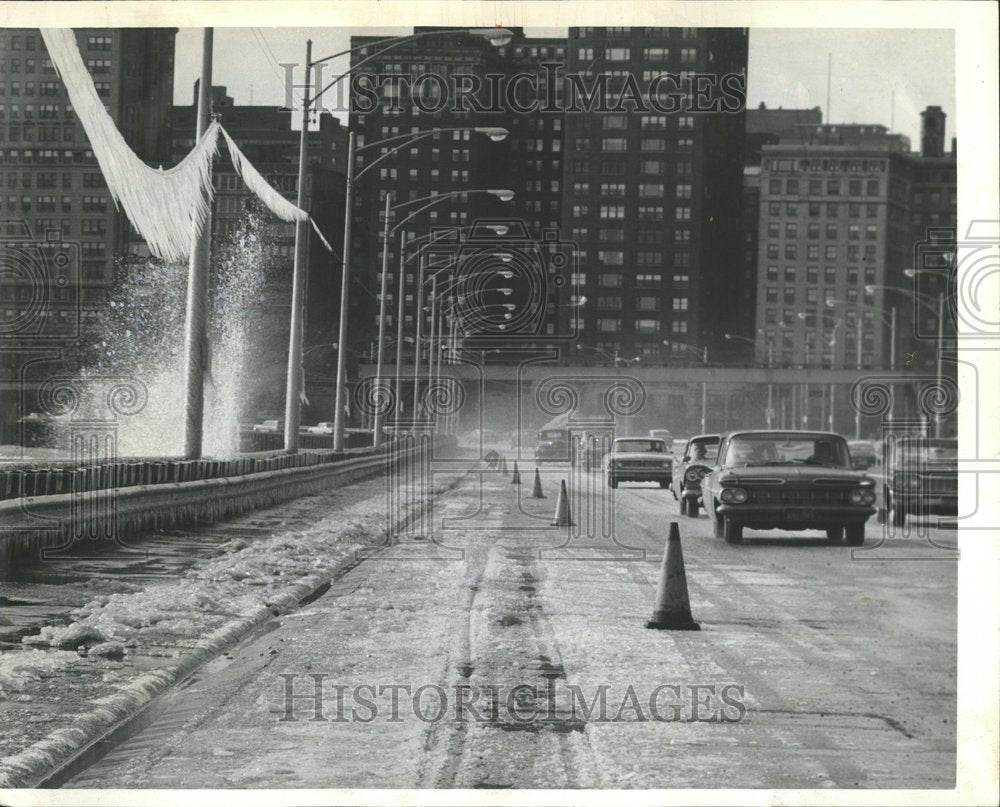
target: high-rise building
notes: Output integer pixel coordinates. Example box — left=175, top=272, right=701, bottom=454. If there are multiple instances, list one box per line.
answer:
left=0, top=28, right=175, bottom=430
left=753, top=106, right=955, bottom=374
left=345, top=29, right=566, bottom=360
left=559, top=26, right=749, bottom=366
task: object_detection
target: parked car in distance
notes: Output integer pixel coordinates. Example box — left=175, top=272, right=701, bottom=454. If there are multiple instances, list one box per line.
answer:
left=307, top=422, right=336, bottom=435
left=881, top=436, right=957, bottom=527
left=671, top=433, right=720, bottom=517
left=252, top=419, right=284, bottom=432
left=535, top=428, right=573, bottom=463
left=848, top=439, right=878, bottom=470
left=702, top=430, right=877, bottom=545
left=604, top=437, right=673, bottom=489
left=648, top=429, right=672, bottom=443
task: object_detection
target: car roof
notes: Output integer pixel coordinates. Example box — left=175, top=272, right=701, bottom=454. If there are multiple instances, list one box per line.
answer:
left=721, top=430, right=845, bottom=440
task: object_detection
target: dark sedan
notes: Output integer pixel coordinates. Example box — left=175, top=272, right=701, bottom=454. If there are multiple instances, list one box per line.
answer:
left=702, top=430, right=877, bottom=545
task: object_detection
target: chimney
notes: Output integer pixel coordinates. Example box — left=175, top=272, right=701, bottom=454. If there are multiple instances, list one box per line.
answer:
left=920, top=106, right=946, bottom=158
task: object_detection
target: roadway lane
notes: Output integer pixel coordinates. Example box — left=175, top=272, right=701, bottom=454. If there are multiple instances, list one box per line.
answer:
left=65, top=461, right=956, bottom=789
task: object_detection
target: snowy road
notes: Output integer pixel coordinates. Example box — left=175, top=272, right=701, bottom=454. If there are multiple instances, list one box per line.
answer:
left=64, top=460, right=957, bottom=789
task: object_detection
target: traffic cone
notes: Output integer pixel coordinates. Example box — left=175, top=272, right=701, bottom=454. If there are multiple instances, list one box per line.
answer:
left=645, top=522, right=700, bottom=631
left=550, top=479, right=574, bottom=526
left=511, top=461, right=521, bottom=484
left=531, top=468, right=545, bottom=498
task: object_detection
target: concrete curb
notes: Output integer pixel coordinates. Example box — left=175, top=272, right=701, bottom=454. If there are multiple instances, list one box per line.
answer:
left=0, top=456, right=479, bottom=789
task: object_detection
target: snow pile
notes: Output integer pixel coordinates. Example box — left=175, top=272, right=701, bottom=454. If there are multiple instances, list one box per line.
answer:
left=0, top=650, right=84, bottom=695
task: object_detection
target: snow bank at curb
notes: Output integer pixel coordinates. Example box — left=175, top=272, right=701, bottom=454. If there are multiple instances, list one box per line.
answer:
left=0, top=468, right=474, bottom=788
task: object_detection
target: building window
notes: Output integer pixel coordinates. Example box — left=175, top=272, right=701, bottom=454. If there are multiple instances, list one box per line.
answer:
left=636, top=319, right=660, bottom=333
left=599, top=205, right=625, bottom=219
left=598, top=318, right=622, bottom=332
left=599, top=273, right=622, bottom=288
left=599, top=250, right=624, bottom=266
left=602, top=138, right=627, bottom=152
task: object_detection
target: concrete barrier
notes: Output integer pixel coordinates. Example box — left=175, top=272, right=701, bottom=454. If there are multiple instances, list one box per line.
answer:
left=0, top=443, right=436, bottom=579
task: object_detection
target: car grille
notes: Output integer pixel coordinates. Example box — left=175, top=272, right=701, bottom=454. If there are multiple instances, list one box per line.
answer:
left=748, top=488, right=848, bottom=505
left=618, top=460, right=668, bottom=469
left=926, top=474, right=957, bottom=494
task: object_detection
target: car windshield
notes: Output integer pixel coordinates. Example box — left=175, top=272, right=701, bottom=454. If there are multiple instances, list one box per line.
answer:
left=615, top=440, right=665, bottom=453
left=688, top=439, right=719, bottom=462
left=724, top=434, right=850, bottom=468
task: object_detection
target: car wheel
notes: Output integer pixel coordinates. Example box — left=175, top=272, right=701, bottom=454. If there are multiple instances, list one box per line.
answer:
left=845, top=524, right=866, bottom=546
left=888, top=494, right=906, bottom=527
left=688, top=499, right=699, bottom=518
left=826, top=526, right=844, bottom=542
left=607, top=477, right=618, bottom=489
left=723, top=517, right=743, bottom=545
left=712, top=508, right=725, bottom=538
left=678, top=497, right=687, bottom=516
left=659, top=480, right=670, bottom=489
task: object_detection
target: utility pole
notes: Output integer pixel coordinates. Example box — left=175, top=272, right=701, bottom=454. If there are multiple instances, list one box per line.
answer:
left=181, top=28, right=214, bottom=460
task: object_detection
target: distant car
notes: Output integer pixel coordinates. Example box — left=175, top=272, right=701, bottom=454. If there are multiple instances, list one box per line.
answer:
left=671, top=433, right=720, bottom=517
left=702, top=430, right=877, bottom=545
left=648, top=429, right=672, bottom=442
left=252, top=419, right=284, bottom=432
left=535, top=428, right=573, bottom=463
left=881, top=436, right=957, bottom=527
left=307, top=421, right=336, bottom=435
left=604, top=437, right=673, bottom=489
left=848, top=439, right=878, bottom=470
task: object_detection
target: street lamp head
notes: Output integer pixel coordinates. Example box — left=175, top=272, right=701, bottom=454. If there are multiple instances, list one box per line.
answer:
left=497, top=269, right=515, bottom=279
left=864, top=284, right=876, bottom=294
left=501, top=303, right=516, bottom=311
left=724, top=333, right=734, bottom=340
left=498, top=287, right=513, bottom=295
left=492, top=253, right=514, bottom=263
left=475, top=126, right=509, bottom=142
left=488, top=189, right=516, bottom=202
left=575, top=295, right=588, bottom=306
left=796, top=312, right=807, bottom=320
left=470, top=28, right=515, bottom=47
left=903, top=268, right=916, bottom=278
left=487, top=224, right=510, bottom=235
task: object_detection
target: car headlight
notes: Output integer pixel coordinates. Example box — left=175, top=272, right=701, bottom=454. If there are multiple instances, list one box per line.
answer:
left=720, top=487, right=748, bottom=504
left=848, top=488, right=878, bottom=505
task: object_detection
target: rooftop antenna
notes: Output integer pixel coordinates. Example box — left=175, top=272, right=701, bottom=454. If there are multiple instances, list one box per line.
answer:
left=825, top=53, right=832, bottom=130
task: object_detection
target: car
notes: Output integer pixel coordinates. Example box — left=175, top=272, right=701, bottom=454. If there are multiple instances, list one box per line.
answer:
left=535, top=428, right=573, bottom=463
left=671, top=433, right=720, bottom=517
left=881, top=436, right=957, bottom=527
left=252, top=419, right=284, bottom=432
left=604, top=437, right=673, bottom=489
left=701, top=430, right=877, bottom=545
left=307, top=421, right=336, bottom=435
left=848, top=439, right=878, bottom=470
left=648, top=429, right=672, bottom=442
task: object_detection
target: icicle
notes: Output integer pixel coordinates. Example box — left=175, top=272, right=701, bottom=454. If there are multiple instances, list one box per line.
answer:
left=40, top=29, right=220, bottom=262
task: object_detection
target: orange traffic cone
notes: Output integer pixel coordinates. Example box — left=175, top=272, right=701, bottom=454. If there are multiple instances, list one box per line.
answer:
left=511, top=461, right=521, bottom=484
left=550, top=479, right=574, bottom=526
left=645, top=522, right=700, bottom=631
left=531, top=468, right=545, bottom=498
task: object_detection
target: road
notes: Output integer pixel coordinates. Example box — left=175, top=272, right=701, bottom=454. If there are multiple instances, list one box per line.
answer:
left=64, top=459, right=957, bottom=790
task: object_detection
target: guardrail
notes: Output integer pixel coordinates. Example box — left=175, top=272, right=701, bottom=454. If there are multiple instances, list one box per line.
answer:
left=0, top=436, right=457, bottom=578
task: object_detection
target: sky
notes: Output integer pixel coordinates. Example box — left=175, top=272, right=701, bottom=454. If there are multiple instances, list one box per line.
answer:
left=172, top=27, right=956, bottom=149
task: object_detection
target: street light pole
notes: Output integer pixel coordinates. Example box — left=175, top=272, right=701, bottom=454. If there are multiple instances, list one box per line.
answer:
left=411, top=249, right=427, bottom=420
left=182, top=28, right=214, bottom=460
left=331, top=130, right=356, bottom=451
left=935, top=291, right=944, bottom=439
left=282, top=38, right=313, bottom=455
left=393, top=232, right=407, bottom=432
left=371, top=190, right=392, bottom=447
left=700, top=346, right=708, bottom=435
left=854, top=316, right=863, bottom=439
